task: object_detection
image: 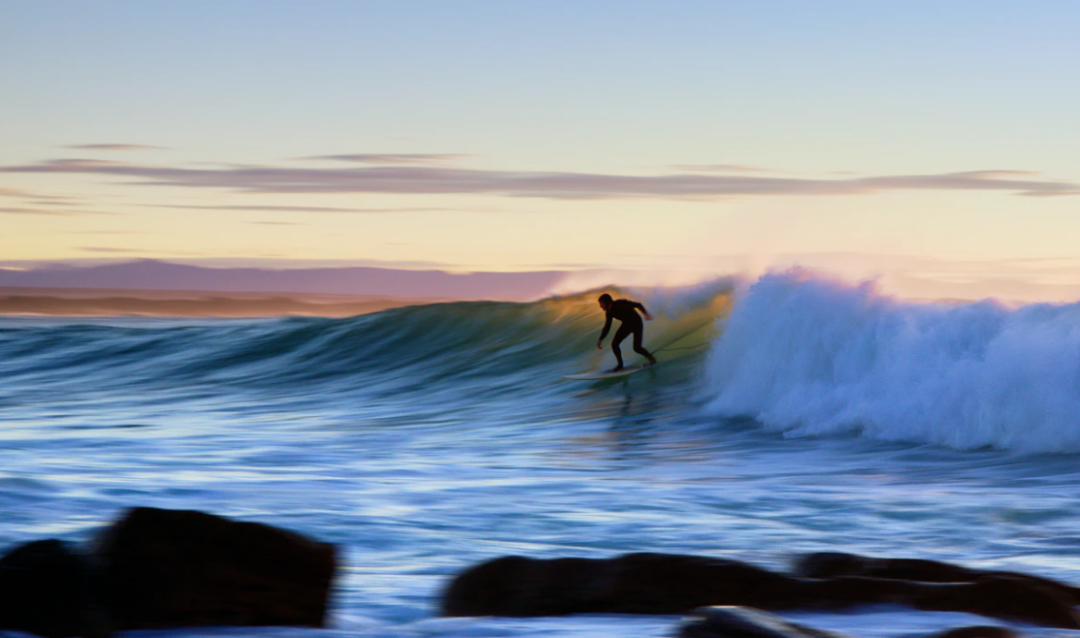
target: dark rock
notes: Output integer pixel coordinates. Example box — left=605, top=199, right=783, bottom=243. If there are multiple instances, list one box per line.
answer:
left=441, top=552, right=1080, bottom=628
left=793, top=552, right=1080, bottom=605
left=678, top=606, right=847, bottom=638
left=928, top=627, right=1016, bottom=638
left=677, top=608, right=1017, bottom=638
left=441, top=553, right=797, bottom=616
left=0, top=539, right=111, bottom=638
left=93, top=507, right=337, bottom=630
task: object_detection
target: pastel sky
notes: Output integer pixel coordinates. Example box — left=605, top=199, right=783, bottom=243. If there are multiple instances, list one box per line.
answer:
left=2, top=1, right=1079, bottom=295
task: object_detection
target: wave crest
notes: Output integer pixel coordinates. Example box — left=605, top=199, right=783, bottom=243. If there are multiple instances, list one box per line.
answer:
left=700, top=270, right=1080, bottom=453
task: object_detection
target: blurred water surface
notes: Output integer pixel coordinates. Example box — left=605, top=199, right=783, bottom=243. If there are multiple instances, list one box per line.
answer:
left=3, top=283, right=1080, bottom=638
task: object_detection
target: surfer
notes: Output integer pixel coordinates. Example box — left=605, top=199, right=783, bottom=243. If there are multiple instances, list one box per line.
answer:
left=597, top=293, right=657, bottom=372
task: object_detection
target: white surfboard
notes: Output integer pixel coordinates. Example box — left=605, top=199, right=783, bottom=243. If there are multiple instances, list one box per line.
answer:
left=564, top=362, right=657, bottom=381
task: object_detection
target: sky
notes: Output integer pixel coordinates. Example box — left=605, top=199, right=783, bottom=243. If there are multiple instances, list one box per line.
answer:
left=2, top=1, right=1079, bottom=297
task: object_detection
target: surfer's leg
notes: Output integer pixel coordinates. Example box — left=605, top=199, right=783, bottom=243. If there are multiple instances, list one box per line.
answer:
left=631, top=323, right=656, bottom=364
left=630, top=323, right=652, bottom=364
left=611, top=323, right=631, bottom=371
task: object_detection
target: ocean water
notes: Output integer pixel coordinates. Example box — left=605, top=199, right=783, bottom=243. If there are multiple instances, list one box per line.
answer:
left=3, top=271, right=1080, bottom=638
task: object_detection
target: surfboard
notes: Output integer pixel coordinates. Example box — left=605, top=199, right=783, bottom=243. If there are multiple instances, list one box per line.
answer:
left=564, top=362, right=656, bottom=381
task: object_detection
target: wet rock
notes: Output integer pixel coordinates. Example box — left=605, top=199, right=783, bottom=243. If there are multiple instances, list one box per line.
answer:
left=94, top=507, right=337, bottom=630
left=794, top=552, right=1080, bottom=605
left=441, top=552, right=1080, bottom=628
left=441, top=553, right=792, bottom=616
left=794, top=548, right=1080, bottom=608
left=678, top=606, right=846, bottom=638
left=928, top=627, right=1016, bottom=638
left=677, top=607, right=1017, bottom=638
left=0, top=539, right=111, bottom=638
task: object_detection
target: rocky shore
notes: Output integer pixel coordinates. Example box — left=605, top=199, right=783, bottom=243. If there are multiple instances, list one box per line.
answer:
left=440, top=552, right=1080, bottom=628
left=0, top=507, right=336, bottom=638
left=3, top=507, right=1077, bottom=638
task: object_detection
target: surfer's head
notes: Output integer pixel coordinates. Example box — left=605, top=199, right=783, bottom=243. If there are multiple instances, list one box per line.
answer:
left=598, top=293, right=613, bottom=311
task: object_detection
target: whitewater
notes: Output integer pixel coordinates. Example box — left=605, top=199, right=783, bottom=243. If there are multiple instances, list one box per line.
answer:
left=4, top=270, right=1080, bottom=638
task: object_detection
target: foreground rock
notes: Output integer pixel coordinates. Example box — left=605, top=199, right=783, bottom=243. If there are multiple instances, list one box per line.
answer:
left=794, top=552, right=1080, bottom=605
left=95, top=507, right=337, bottom=630
left=1, top=507, right=339, bottom=637
left=0, top=539, right=110, bottom=638
left=679, top=605, right=847, bottom=638
left=440, top=552, right=1080, bottom=628
left=928, top=627, right=1016, bottom=638
left=677, top=606, right=1015, bottom=638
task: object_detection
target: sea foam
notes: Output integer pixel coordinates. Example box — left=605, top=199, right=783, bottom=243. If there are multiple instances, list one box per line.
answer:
left=700, top=270, right=1080, bottom=453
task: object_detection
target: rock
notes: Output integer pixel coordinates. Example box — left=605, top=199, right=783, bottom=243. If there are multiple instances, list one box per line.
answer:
left=678, top=606, right=847, bottom=638
left=441, top=553, right=795, bottom=616
left=793, top=552, right=1080, bottom=605
left=677, top=608, right=1016, bottom=638
left=441, top=552, right=1080, bottom=628
left=93, top=507, right=337, bottom=630
left=928, top=627, right=1016, bottom=638
left=0, top=539, right=111, bottom=638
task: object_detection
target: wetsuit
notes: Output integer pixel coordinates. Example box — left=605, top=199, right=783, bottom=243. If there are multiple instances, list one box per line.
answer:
left=599, top=299, right=655, bottom=369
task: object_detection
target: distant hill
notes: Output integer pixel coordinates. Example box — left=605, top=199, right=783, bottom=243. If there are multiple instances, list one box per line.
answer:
left=0, top=260, right=567, bottom=301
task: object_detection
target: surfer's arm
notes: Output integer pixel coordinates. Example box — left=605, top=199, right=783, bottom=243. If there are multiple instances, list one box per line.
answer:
left=632, top=302, right=654, bottom=321
left=597, top=314, right=613, bottom=346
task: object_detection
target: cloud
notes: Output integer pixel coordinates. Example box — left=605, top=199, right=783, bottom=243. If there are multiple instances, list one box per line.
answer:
left=0, top=202, right=119, bottom=216
left=671, top=164, right=782, bottom=174
left=66, top=144, right=166, bottom=151
left=24, top=195, right=83, bottom=204
left=38, top=158, right=126, bottom=168
left=854, top=170, right=1080, bottom=198
left=148, top=204, right=469, bottom=213
left=299, top=153, right=474, bottom=164
left=0, top=186, right=84, bottom=204
left=0, top=206, right=81, bottom=216
left=67, top=230, right=144, bottom=235
left=2, top=158, right=1077, bottom=200
left=78, top=247, right=140, bottom=253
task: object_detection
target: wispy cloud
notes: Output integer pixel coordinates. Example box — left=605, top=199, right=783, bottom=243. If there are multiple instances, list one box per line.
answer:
left=3, top=158, right=1077, bottom=200
left=853, top=170, right=1080, bottom=198
left=78, top=246, right=140, bottom=253
left=0, top=186, right=84, bottom=204
left=148, top=204, right=469, bottom=213
left=0, top=200, right=117, bottom=215
left=66, top=144, right=166, bottom=151
left=671, top=164, right=782, bottom=174
left=66, top=230, right=144, bottom=235
left=36, top=158, right=126, bottom=168
left=0, top=206, right=81, bottom=216
left=299, top=153, right=474, bottom=165
left=23, top=195, right=84, bottom=204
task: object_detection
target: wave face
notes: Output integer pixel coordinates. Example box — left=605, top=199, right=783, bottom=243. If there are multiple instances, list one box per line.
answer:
left=0, top=285, right=727, bottom=416
left=8, top=271, right=1079, bottom=455
left=701, top=270, right=1080, bottom=453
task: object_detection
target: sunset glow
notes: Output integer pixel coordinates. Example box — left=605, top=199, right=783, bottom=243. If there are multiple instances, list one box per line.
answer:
left=2, top=1, right=1079, bottom=298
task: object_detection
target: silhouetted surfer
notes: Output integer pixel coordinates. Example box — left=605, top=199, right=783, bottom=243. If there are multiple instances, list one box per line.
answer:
left=596, top=293, right=657, bottom=372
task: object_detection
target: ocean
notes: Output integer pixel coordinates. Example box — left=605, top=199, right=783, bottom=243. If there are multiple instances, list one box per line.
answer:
left=3, top=270, right=1080, bottom=638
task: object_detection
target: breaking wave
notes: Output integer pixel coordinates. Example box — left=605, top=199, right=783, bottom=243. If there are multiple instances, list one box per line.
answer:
left=700, top=270, right=1080, bottom=453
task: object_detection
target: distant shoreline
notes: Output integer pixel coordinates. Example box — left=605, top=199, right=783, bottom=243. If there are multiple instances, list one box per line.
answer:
left=0, top=287, right=443, bottom=318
